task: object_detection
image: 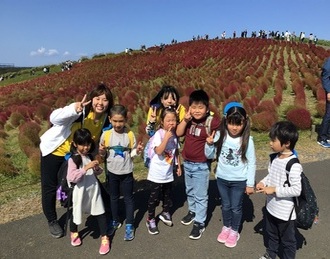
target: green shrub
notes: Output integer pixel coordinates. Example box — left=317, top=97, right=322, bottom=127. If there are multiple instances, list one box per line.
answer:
left=19, top=121, right=41, bottom=147
left=35, top=104, right=51, bottom=121
left=27, top=149, right=41, bottom=178
left=0, top=156, right=18, bottom=177
left=9, top=112, right=25, bottom=127
left=0, top=130, right=8, bottom=139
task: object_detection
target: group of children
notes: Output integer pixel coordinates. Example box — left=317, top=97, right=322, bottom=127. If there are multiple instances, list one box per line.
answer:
left=40, top=84, right=303, bottom=258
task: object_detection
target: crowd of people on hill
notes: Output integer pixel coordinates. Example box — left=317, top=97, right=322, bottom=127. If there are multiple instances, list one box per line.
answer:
left=37, top=64, right=330, bottom=256
left=191, top=29, right=318, bottom=44
left=124, top=28, right=319, bottom=55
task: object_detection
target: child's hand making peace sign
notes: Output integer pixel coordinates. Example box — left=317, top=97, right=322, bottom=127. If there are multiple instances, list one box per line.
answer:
left=206, top=130, right=216, bottom=145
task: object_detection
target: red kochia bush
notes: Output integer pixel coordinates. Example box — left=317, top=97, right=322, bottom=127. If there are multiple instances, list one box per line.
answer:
left=255, top=100, right=277, bottom=114
left=251, top=111, right=278, bottom=131
left=286, top=108, right=312, bottom=130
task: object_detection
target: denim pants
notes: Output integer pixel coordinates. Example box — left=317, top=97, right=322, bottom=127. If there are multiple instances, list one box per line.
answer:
left=108, top=172, right=134, bottom=225
left=183, top=161, right=210, bottom=224
left=318, top=98, right=330, bottom=141
left=216, top=177, right=246, bottom=232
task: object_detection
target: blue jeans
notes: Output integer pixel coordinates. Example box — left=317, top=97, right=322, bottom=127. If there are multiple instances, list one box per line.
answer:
left=318, top=98, right=330, bottom=141
left=217, top=178, right=246, bottom=232
left=183, top=161, right=210, bottom=224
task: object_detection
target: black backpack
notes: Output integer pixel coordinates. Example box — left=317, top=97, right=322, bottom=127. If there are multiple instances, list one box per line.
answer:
left=270, top=153, right=319, bottom=230
left=56, top=153, right=93, bottom=236
left=56, top=153, right=94, bottom=208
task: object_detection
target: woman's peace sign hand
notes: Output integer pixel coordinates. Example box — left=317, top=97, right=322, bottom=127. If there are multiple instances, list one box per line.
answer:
left=75, top=94, right=91, bottom=113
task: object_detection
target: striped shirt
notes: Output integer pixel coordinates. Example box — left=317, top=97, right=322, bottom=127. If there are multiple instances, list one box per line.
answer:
left=260, top=155, right=302, bottom=221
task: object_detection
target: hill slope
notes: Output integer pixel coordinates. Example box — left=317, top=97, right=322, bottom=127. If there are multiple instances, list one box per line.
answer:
left=2, top=38, right=330, bottom=223
left=1, top=38, right=330, bottom=175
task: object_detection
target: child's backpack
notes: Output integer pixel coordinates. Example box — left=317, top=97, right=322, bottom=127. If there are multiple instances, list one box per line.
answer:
left=270, top=153, right=319, bottom=230
left=56, top=153, right=76, bottom=208
left=204, top=114, right=214, bottom=136
left=143, top=129, right=165, bottom=168
left=103, top=128, right=134, bottom=152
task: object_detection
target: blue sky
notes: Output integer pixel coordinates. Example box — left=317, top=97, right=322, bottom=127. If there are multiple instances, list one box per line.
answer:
left=1, top=0, right=329, bottom=67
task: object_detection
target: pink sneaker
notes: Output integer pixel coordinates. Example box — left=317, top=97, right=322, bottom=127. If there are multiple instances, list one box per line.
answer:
left=70, top=232, right=81, bottom=247
left=99, top=236, right=110, bottom=255
left=225, top=230, right=240, bottom=248
left=217, top=226, right=231, bottom=243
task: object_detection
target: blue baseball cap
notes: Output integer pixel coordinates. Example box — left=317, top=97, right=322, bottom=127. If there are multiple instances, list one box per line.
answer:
left=223, top=102, right=243, bottom=116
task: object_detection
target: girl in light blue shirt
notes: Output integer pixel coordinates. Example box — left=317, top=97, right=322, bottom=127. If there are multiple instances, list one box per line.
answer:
left=205, top=102, right=256, bottom=249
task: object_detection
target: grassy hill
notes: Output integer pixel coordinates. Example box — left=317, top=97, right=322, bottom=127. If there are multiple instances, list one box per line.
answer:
left=1, top=37, right=330, bottom=215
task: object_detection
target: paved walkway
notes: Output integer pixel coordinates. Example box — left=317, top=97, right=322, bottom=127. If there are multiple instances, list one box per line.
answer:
left=1, top=160, right=329, bottom=259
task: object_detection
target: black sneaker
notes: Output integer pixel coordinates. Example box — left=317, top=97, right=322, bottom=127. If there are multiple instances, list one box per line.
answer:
left=259, top=252, right=271, bottom=259
left=189, top=222, right=205, bottom=240
left=181, top=211, right=195, bottom=225
left=48, top=220, right=64, bottom=238
left=146, top=218, right=159, bottom=235
left=159, top=211, right=173, bottom=226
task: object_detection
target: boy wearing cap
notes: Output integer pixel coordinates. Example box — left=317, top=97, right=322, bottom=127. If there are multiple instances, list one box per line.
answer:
left=176, top=89, right=220, bottom=240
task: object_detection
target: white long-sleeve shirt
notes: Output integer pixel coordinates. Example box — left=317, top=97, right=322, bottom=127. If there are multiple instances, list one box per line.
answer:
left=260, top=155, right=302, bottom=221
left=39, top=103, right=81, bottom=156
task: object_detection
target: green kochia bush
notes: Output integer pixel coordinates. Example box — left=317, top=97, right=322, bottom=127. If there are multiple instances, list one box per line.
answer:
left=27, top=150, right=41, bottom=177
left=9, top=112, right=25, bottom=128
left=0, top=156, right=17, bottom=176
left=18, top=121, right=41, bottom=157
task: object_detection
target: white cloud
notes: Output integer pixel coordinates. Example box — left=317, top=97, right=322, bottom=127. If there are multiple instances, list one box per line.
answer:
left=30, top=47, right=59, bottom=57
left=46, top=49, right=59, bottom=56
left=63, top=51, right=70, bottom=56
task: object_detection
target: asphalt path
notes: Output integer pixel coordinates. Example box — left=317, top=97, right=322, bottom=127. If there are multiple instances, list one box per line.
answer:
left=1, top=159, right=329, bottom=259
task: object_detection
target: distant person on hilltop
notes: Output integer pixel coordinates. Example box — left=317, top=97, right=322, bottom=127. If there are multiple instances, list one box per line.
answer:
left=309, top=33, right=314, bottom=44
left=300, top=32, right=305, bottom=42
left=317, top=57, right=330, bottom=148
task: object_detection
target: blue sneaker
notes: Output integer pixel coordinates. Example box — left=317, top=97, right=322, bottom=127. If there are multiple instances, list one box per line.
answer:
left=317, top=140, right=330, bottom=148
left=108, top=220, right=122, bottom=236
left=124, top=224, right=135, bottom=241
